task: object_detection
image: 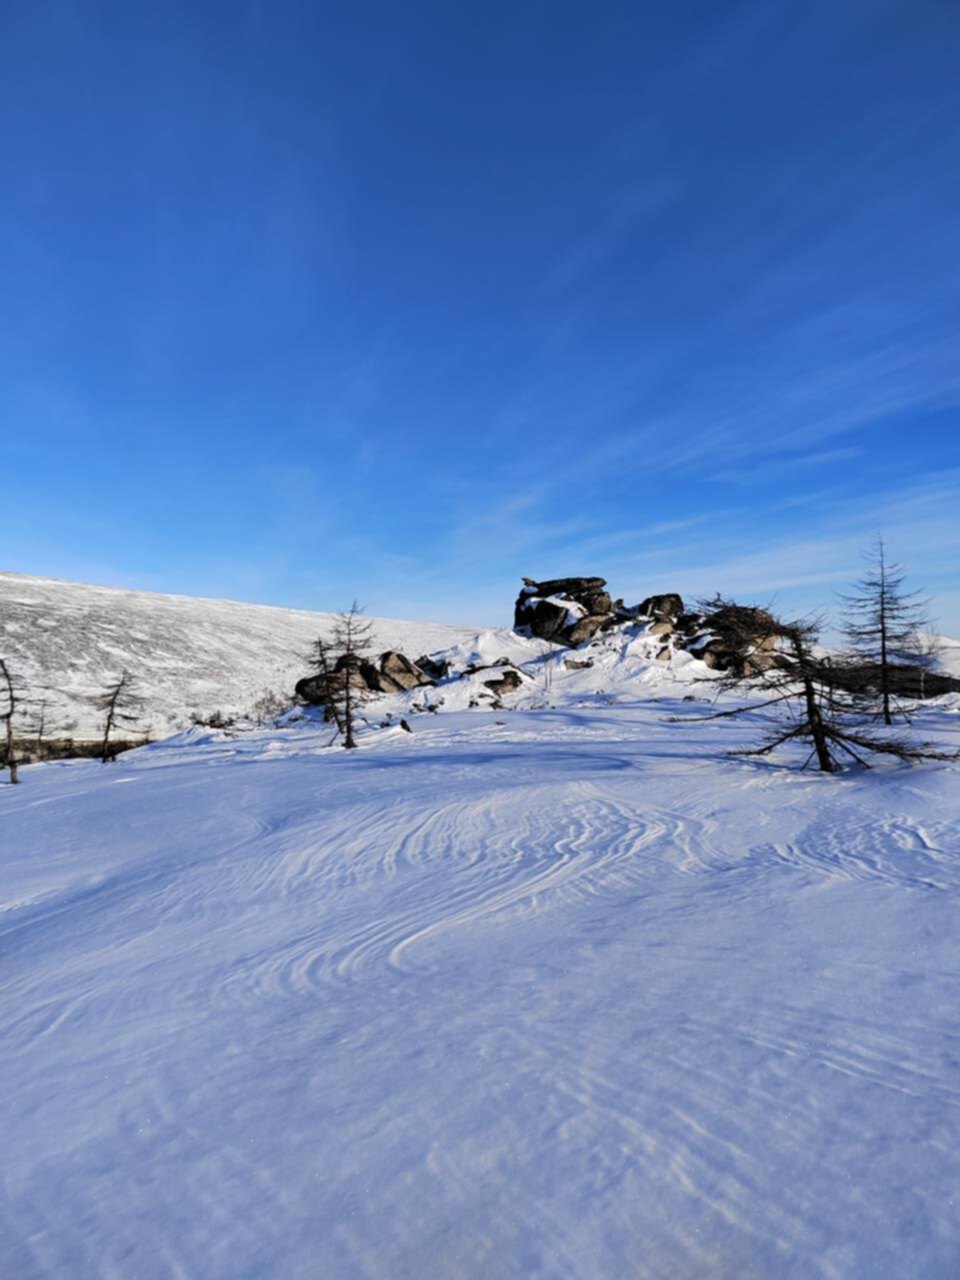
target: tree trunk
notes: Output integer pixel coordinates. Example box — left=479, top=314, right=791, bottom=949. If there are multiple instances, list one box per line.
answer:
left=1, top=659, right=18, bottom=784
left=343, top=670, right=357, bottom=749
left=101, top=705, right=115, bottom=762
left=5, top=718, right=18, bottom=783
left=803, top=673, right=834, bottom=773
left=878, top=543, right=892, bottom=726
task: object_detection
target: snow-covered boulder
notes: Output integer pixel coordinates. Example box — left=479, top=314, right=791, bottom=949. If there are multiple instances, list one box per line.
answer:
left=514, top=576, right=617, bottom=646
left=296, top=651, right=435, bottom=704
left=637, top=593, right=684, bottom=622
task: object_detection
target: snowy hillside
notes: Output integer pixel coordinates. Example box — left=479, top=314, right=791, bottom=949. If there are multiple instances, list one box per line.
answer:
left=0, top=572, right=478, bottom=737
left=4, top=695, right=960, bottom=1277
left=931, top=633, right=960, bottom=679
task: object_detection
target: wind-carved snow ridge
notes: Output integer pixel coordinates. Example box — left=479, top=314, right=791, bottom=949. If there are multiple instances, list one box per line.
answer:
left=3, top=692, right=960, bottom=1278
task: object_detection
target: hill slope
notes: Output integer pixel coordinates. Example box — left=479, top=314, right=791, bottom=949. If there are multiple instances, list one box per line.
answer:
left=0, top=572, right=479, bottom=737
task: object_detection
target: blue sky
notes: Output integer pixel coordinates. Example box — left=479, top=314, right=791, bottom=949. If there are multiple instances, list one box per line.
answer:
left=3, top=0, right=959, bottom=630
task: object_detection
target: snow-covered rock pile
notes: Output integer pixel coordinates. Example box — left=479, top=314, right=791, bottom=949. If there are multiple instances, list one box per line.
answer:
left=296, top=650, right=437, bottom=704
left=515, top=576, right=785, bottom=674
left=513, top=576, right=621, bottom=646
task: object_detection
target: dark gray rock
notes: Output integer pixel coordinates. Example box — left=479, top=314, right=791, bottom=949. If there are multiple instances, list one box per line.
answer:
left=565, top=615, right=609, bottom=646
left=297, top=650, right=433, bottom=702
left=380, top=651, right=434, bottom=691
left=515, top=575, right=617, bottom=646
left=415, top=654, right=451, bottom=680
left=638, top=593, right=684, bottom=621
left=482, top=667, right=525, bottom=696
left=526, top=576, right=607, bottom=597
left=688, top=640, right=737, bottom=671
left=517, top=596, right=573, bottom=642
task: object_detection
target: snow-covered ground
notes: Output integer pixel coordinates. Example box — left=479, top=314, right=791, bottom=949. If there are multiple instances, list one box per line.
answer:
left=4, top=685, right=960, bottom=1278
left=0, top=572, right=479, bottom=737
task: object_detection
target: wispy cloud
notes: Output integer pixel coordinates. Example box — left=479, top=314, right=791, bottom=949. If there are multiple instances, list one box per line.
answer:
left=708, top=447, right=861, bottom=485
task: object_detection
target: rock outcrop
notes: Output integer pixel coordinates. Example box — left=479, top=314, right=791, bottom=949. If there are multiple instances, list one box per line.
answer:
left=514, top=576, right=619, bottom=647
left=296, top=651, right=435, bottom=705
left=514, top=575, right=789, bottom=674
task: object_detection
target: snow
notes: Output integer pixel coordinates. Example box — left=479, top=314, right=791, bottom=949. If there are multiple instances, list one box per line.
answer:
left=928, top=633, right=960, bottom=679
left=3, top=686, right=960, bottom=1278
left=0, top=572, right=478, bottom=738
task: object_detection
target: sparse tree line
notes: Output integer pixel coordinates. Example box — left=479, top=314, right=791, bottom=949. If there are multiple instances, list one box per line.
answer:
left=0, top=661, right=298, bottom=783
left=0, top=663, right=150, bottom=784
left=0, top=599, right=374, bottom=783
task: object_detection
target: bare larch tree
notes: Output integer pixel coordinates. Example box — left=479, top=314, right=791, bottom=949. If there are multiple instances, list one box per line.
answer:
left=303, top=605, right=375, bottom=748
left=331, top=603, right=374, bottom=749
left=94, top=670, right=142, bottom=762
left=672, top=601, right=957, bottom=774
left=839, top=534, right=931, bottom=725
left=1, top=658, right=20, bottom=784
left=304, top=634, right=346, bottom=736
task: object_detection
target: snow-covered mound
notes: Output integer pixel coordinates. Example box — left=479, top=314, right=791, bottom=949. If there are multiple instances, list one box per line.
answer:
left=350, top=621, right=710, bottom=724
left=0, top=572, right=478, bottom=737
left=928, top=633, right=960, bottom=679
left=4, top=699, right=960, bottom=1276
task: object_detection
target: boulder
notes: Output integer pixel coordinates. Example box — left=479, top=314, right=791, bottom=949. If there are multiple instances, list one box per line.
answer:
left=647, top=619, right=674, bottom=638
left=483, top=668, right=525, bottom=697
left=296, top=650, right=433, bottom=703
left=358, top=660, right=395, bottom=693
left=518, top=596, right=575, bottom=643
left=565, top=614, right=609, bottom=646
left=380, top=651, right=434, bottom=691
left=515, top=575, right=617, bottom=646
left=638, top=593, right=684, bottom=622
left=580, top=588, right=614, bottom=616
left=415, top=654, right=451, bottom=680
left=743, top=651, right=781, bottom=675
left=527, top=576, right=606, bottom=597
left=689, top=640, right=737, bottom=671
left=295, top=674, right=322, bottom=703
left=295, top=663, right=367, bottom=705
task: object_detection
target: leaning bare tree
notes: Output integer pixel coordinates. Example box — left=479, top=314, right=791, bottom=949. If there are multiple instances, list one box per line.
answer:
left=1, top=658, right=20, bottom=784
left=838, top=534, right=931, bottom=725
left=672, top=602, right=957, bottom=774
left=94, top=670, right=143, bottom=762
